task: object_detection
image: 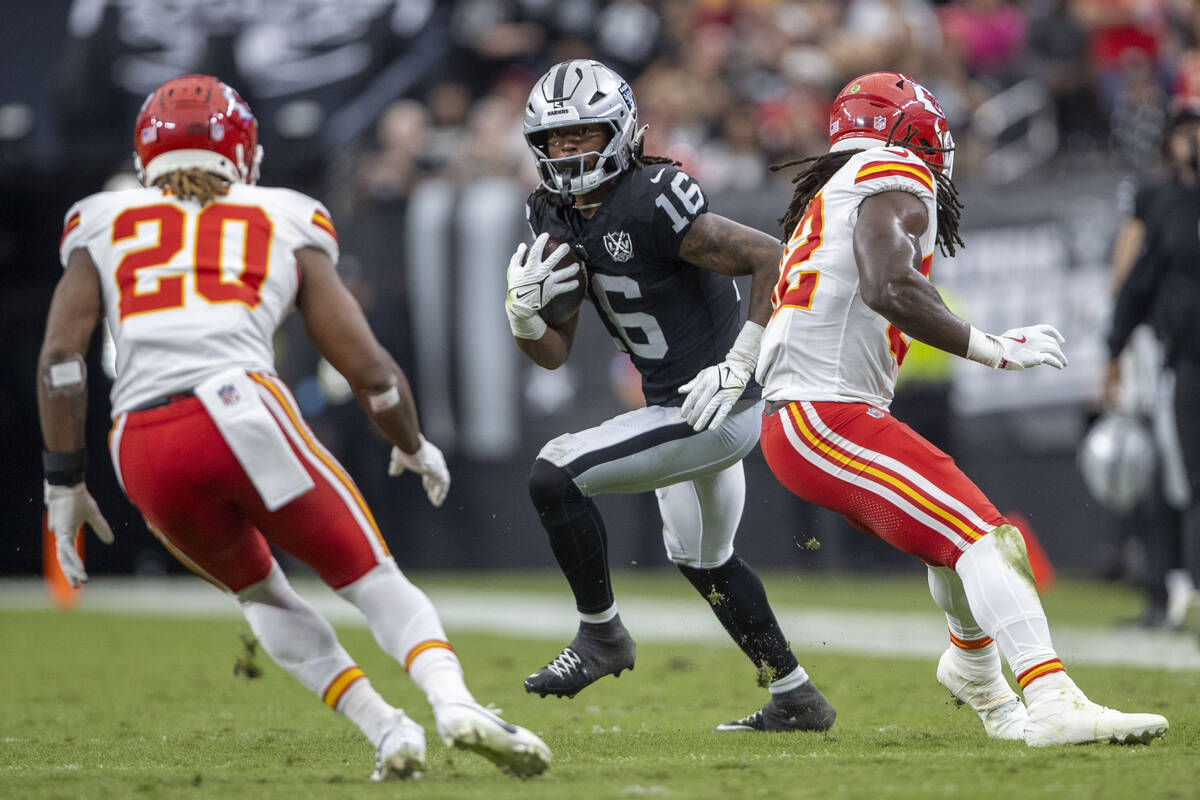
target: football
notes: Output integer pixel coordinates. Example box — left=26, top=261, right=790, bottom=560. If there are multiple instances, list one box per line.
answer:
left=538, top=236, right=588, bottom=326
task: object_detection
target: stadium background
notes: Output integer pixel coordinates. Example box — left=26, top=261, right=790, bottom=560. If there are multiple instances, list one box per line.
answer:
left=0, top=0, right=1180, bottom=584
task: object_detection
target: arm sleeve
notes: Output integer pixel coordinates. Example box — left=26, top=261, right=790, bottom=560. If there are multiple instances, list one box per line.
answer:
left=1107, top=236, right=1166, bottom=358
left=525, top=194, right=544, bottom=238
left=276, top=189, right=340, bottom=263
left=647, top=166, right=709, bottom=260
left=58, top=195, right=109, bottom=269
left=304, top=200, right=340, bottom=264
left=843, top=148, right=937, bottom=205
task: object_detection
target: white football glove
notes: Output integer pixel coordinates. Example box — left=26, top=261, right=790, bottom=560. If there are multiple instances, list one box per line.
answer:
left=44, top=481, right=114, bottom=588
left=505, top=232, right=580, bottom=339
left=678, top=321, right=764, bottom=431
left=966, top=324, right=1068, bottom=371
left=388, top=435, right=450, bottom=508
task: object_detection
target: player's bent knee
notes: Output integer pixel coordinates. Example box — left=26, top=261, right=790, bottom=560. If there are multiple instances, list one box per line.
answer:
left=529, top=457, right=576, bottom=508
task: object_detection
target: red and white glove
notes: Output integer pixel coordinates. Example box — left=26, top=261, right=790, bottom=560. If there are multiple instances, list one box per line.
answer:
left=44, top=481, right=114, bottom=588
left=388, top=435, right=450, bottom=508
left=966, top=324, right=1067, bottom=371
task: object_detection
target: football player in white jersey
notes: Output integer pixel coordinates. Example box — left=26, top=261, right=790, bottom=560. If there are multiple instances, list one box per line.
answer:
left=38, top=74, right=550, bottom=779
left=758, top=72, right=1168, bottom=746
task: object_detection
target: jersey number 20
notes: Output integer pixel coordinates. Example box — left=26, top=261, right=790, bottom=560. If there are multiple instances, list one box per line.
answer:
left=113, top=203, right=271, bottom=320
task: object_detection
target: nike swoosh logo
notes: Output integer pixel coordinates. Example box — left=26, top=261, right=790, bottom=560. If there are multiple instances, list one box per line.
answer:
left=1004, top=335, right=1027, bottom=343
left=650, top=168, right=666, bottom=183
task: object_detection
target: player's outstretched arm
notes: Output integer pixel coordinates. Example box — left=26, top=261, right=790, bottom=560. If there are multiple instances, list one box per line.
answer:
left=37, top=249, right=114, bottom=586
left=296, top=247, right=450, bottom=506
left=675, top=213, right=780, bottom=430
left=853, top=191, right=1067, bottom=371
left=296, top=246, right=420, bottom=451
left=505, top=234, right=580, bottom=370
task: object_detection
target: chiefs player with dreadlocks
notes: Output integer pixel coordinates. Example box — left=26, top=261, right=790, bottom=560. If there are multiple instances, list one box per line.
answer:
left=758, top=72, right=1168, bottom=746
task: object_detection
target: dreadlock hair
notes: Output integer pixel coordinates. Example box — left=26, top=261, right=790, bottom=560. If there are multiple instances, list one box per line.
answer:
left=152, top=168, right=231, bottom=206
left=772, top=119, right=964, bottom=257
left=630, top=135, right=680, bottom=168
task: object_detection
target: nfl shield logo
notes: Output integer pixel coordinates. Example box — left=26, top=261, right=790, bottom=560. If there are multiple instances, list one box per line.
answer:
left=217, top=384, right=240, bottom=406
left=873, top=116, right=887, bottom=131
left=603, top=231, right=633, bottom=262
left=619, top=84, right=635, bottom=110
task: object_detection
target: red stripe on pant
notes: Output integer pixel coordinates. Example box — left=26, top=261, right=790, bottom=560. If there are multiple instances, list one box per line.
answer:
left=761, top=401, right=1006, bottom=568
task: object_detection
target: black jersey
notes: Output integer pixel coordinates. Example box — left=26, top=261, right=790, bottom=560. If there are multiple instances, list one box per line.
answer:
left=1109, top=180, right=1200, bottom=365
left=526, top=164, right=758, bottom=407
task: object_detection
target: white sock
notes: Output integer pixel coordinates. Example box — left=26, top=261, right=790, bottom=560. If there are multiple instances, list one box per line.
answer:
left=927, top=565, right=1003, bottom=682
left=337, top=677, right=398, bottom=747
left=768, top=665, right=810, bottom=695
left=1021, top=671, right=1082, bottom=709
left=237, top=560, right=358, bottom=695
left=338, top=560, right=474, bottom=708
left=954, top=529, right=1061, bottom=679
left=580, top=605, right=619, bottom=624
left=410, top=650, right=474, bottom=708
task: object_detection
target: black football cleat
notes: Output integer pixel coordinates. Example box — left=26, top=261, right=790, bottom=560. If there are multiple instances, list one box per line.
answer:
left=715, top=681, right=836, bottom=732
left=524, top=616, right=637, bottom=698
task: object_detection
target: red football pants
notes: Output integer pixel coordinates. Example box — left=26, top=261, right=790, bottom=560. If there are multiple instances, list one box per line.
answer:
left=109, top=374, right=390, bottom=592
left=761, top=401, right=1007, bottom=568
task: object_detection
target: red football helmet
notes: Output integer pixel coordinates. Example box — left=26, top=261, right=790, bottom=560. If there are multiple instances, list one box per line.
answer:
left=133, top=74, right=262, bottom=186
left=829, top=72, right=954, bottom=177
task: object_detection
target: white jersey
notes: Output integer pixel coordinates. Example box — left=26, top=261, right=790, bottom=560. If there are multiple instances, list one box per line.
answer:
left=59, top=183, right=340, bottom=416
left=757, top=146, right=938, bottom=409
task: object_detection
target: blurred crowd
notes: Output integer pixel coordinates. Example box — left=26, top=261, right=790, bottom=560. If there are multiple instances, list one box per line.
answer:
left=352, top=0, right=1200, bottom=212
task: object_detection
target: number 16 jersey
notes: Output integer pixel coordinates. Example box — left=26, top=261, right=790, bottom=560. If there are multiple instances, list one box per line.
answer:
left=757, top=146, right=938, bottom=410
left=526, top=164, right=756, bottom=407
left=59, top=184, right=339, bottom=416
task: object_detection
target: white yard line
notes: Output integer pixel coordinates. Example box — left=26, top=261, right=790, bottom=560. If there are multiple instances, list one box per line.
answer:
left=2, top=577, right=1197, bottom=671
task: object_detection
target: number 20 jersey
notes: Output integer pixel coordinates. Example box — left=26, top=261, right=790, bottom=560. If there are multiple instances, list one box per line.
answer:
left=59, top=184, right=339, bottom=416
left=756, top=146, right=938, bottom=410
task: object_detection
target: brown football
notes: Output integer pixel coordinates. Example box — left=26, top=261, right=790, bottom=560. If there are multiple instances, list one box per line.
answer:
left=538, top=236, right=588, bottom=326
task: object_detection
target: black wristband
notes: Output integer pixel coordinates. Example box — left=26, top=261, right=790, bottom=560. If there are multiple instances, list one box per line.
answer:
left=43, top=448, right=87, bottom=486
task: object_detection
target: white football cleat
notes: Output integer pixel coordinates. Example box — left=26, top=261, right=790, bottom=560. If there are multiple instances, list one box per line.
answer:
left=936, top=647, right=1028, bottom=741
left=1024, top=686, right=1169, bottom=746
left=435, top=701, right=551, bottom=777
left=370, top=710, right=426, bottom=781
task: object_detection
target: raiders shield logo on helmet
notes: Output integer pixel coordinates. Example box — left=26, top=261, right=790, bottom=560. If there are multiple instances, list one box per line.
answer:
left=603, top=230, right=633, bottom=262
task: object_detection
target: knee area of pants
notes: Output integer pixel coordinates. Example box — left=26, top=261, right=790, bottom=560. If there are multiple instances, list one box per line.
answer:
left=671, top=552, right=736, bottom=573
left=337, top=560, right=407, bottom=597
left=528, top=458, right=578, bottom=507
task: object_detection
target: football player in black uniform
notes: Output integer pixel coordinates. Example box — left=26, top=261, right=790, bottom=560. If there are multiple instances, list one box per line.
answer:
left=503, top=59, right=834, bottom=733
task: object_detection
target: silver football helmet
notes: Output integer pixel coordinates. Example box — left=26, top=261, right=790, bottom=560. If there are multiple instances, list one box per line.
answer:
left=1078, top=412, right=1156, bottom=513
left=524, top=59, right=641, bottom=197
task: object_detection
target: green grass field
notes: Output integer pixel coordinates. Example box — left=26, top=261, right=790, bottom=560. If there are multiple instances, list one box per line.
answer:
left=1, top=572, right=1197, bottom=799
